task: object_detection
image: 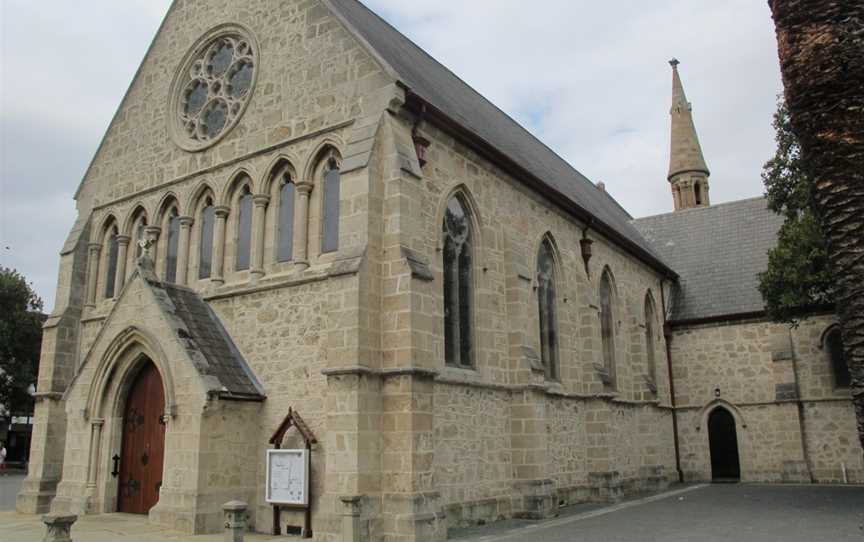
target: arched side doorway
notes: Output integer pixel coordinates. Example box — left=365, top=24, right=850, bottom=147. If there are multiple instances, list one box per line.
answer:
left=708, top=407, right=740, bottom=482
left=117, top=361, right=166, bottom=513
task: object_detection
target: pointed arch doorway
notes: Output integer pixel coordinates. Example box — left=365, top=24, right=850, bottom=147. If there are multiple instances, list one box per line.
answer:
left=708, top=407, right=740, bottom=482
left=117, top=361, right=166, bottom=513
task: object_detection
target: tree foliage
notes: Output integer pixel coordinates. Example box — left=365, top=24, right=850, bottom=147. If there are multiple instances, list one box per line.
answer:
left=0, top=267, right=44, bottom=416
left=758, top=100, right=834, bottom=325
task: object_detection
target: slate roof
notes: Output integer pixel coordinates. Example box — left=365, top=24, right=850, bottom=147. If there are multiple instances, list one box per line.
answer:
left=632, top=197, right=783, bottom=322
left=327, top=0, right=672, bottom=276
left=162, top=283, right=264, bottom=399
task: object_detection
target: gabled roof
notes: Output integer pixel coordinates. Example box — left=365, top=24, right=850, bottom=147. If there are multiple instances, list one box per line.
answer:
left=159, top=282, right=264, bottom=399
left=326, top=0, right=674, bottom=277
left=632, top=197, right=783, bottom=322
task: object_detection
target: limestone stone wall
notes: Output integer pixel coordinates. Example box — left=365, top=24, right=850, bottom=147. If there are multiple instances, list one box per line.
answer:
left=671, top=314, right=862, bottom=483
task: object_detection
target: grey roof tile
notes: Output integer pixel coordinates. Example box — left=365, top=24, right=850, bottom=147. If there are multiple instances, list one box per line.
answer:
left=632, top=197, right=783, bottom=322
left=162, top=284, right=264, bottom=399
left=327, top=0, right=670, bottom=274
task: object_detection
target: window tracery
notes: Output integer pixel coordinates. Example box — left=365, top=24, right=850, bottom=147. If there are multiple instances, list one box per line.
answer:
left=443, top=194, right=473, bottom=368
left=537, top=238, right=558, bottom=380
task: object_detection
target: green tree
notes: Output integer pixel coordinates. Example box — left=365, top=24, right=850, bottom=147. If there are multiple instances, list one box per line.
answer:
left=0, top=267, right=44, bottom=417
left=758, top=100, right=833, bottom=325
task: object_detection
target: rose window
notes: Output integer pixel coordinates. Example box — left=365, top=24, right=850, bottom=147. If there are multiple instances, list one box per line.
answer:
left=170, top=27, right=258, bottom=151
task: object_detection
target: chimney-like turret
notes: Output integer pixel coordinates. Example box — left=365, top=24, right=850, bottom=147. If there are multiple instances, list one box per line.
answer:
left=667, top=59, right=710, bottom=211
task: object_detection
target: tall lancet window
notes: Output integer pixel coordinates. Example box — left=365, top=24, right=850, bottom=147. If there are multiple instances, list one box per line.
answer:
left=826, top=328, right=851, bottom=389
left=443, top=195, right=473, bottom=368
left=104, top=225, right=119, bottom=298
left=321, top=157, right=340, bottom=253
left=694, top=182, right=703, bottom=205
left=644, top=293, right=658, bottom=386
left=198, top=198, right=215, bottom=279
left=165, top=208, right=180, bottom=283
left=236, top=187, right=253, bottom=270
left=537, top=239, right=558, bottom=380
left=599, top=269, right=616, bottom=386
left=277, top=171, right=296, bottom=262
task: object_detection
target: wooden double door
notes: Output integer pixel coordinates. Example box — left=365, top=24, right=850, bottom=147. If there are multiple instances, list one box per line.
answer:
left=117, top=362, right=166, bottom=514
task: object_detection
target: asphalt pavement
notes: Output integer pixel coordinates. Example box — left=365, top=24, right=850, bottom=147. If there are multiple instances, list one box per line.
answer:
left=451, top=484, right=864, bottom=542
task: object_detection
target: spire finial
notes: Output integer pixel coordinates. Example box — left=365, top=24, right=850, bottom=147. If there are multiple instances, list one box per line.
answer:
left=669, top=58, right=679, bottom=68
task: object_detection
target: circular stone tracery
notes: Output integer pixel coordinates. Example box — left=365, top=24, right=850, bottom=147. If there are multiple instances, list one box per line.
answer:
left=170, top=27, right=258, bottom=151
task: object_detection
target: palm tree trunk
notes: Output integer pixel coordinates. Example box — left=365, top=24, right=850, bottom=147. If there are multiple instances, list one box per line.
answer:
left=768, top=0, right=864, bottom=452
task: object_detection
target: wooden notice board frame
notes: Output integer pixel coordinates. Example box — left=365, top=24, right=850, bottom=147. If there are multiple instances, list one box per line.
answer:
left=268, top=408, right=317, bottom=538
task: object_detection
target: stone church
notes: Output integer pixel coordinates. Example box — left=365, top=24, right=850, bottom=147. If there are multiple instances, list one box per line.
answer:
left=17, top=1, right=861, bottom=540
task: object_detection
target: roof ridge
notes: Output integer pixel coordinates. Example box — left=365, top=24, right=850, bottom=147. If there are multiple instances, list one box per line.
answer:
left=634, top=195, right=768, bottom=222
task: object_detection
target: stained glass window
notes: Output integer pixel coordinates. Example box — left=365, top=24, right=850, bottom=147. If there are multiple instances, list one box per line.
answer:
left=236, top=188, right=252, bottom=271
left=322, top=158, right=340, bottom=253
left=827, top=328, right=851, bottom=389
left=278, top=175, right=295, bottom=262
left=443, top=195, right=473, bottom=368
left=105, top=226, right=119, bottom=298
left=174, top=32, right=256, bottom=149
left=537, top=239, right=558, bottom=380
left=645, top=294, right=657, bottom=386
left=165, top=210, right=180, bottom=283
left=599, top=270, right=616, bottom=385
left=198, top=200, right=215, bottom=279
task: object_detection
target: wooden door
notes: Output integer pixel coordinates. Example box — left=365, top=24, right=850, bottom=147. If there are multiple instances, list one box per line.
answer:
left=117, top=362, right=166, bottom=513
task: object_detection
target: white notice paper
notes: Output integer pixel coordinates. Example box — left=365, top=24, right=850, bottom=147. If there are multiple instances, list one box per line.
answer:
left=266, top=449, right=309, bottom=506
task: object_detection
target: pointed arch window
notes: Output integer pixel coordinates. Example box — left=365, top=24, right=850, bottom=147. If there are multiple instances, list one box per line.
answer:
left=599, top=270, right=616, bottom=385
left=644, top=294, right=658, bottom=387
left=322, top=157, right=340, bottom=253
left=236, top=187, right=253, bottom=270
left=826, top=328, right=851, bottom=389
left=443, top=195, right=473, bottom=368
left=537, top=239, right=558, bottom=380
left=104, top=225, right=119, bottom=298
left=164, top=208, right=180, bottom=283
left=694, top=181, right=703, bottom=205
left=198, top=198, right=215, bottom=279
left=277, top=171, right=296, bottom=262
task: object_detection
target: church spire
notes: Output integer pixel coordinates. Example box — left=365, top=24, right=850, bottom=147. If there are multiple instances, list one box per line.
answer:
left=667, top=58, right=710, bottom=210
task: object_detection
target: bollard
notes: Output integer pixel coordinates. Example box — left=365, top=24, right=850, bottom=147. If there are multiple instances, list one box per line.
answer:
left=223, top=500, right=248, bottom=542
left=42, top=514, right=77, bottom=542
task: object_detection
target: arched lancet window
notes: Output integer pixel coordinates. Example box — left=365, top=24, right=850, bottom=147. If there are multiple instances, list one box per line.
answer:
left=321, top=157, right=340, bottom=253
left=599, top=269, right=616, bottom=385
left=235, top=186, right=253, bottom=271
left=277, top=170, right=295, bottom=262
left=164, top=208, right=180, bottom=283
left=104, top=224, right=120, bottom=298
left=826, top=327, right=851, bottom=389
left=644, top=293, right=658, bottom=386
left=198, top=197, right=215, bottom=279
left=537, top=238, right=558, bottom=380
left=443, top=194, right=473, bottom=368
left=694, top=181, right=703, bottom=205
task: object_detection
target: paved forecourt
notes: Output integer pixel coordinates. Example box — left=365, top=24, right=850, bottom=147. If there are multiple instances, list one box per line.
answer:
left=452, top=484, right=864, bottom=542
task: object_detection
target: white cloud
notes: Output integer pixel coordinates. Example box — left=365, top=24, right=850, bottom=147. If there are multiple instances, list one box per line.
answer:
left=1, top=0, right=782, bottom=310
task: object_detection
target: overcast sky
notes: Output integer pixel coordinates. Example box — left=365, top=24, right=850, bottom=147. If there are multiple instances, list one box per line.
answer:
left=0, top=1, right=782, bottom=311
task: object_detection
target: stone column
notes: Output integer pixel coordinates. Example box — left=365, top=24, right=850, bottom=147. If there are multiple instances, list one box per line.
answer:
left=250, top=195, right=270, bottom=281
left=114, top=236, right=131, bottom=292
left=212, top=206, right=230, bottom=285
left=42, top=514, right=77, bottom=542
left=86, top=419, right=104, bottom=490
left=294, top=183, right=313, bottom=270
left=85, top=243, right=101, bottom=307
left=176, top=216, right=194, bottom=286
left=222, top=500, right=248, bottom=542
